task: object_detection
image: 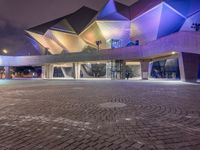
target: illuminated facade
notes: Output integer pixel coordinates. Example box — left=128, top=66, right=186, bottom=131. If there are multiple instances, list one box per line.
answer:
left=26, top=0, right=200, bottom=54
left=1, top=0, right=200, bottom=81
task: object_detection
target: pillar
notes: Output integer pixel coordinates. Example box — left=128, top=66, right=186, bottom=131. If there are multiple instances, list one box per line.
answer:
left=178, top=52, right=200, bottom=82
left=106, top=61, right=112, bottom=79
left=73, top=62, right=80, bottom=79
left=42, top=64, right=54, bottom=79
left=42, top=66, right=45, bottom=79
left=120, top=60, right=126, bottom=79
left=141, top=61, right=149, bottom=80
left=4, top=66, right=11, bottom=79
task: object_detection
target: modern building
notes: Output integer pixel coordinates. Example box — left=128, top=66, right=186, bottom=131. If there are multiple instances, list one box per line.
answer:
left=1, top=0, right=200, bottom=81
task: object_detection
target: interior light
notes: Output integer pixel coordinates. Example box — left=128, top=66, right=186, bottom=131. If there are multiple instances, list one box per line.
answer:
left=172, top=51, right=176, bottom=55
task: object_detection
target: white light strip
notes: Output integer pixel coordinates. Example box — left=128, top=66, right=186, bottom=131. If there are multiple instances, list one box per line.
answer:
left=132, top=2, right=186, bottom=22
left=50, top=27, right=76, bottom=34
left=163, top=2, right=186, bottom=19
left=49, top=29, right=80, bottom=37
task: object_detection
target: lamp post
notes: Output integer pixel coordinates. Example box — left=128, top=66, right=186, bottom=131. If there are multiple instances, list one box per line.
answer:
left=96, top=40, right=102, bottom=51
left=191, top=23, right=200, bottom=31
left=45, top=47, right=49, bottom=55
left=1, top=49, right=11, bottom=79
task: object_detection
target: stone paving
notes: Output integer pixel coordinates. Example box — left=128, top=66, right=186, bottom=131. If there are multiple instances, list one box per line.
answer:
left=0, top=80, right=200, bottom=150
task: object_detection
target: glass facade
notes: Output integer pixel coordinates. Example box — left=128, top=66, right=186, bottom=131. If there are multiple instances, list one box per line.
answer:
left=53, top=64, right=74, bottom=79
left=49, top=61, right=142, bottom=80
left=150, top=58, right=180, bottom=79
left=80, top=63, right=107, bottom=78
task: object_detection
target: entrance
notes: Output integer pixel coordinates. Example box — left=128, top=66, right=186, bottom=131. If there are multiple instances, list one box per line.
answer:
left=111, top=60, right=125, bottom=80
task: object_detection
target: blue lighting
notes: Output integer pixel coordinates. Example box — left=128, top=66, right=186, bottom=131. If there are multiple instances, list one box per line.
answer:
left=157, top=4, right=185, bottom=38
left=98, top=0, right=116, bottom=19
left=28, top=37, right=41, bottom=52
left=111, top=39, right=122, bottom=48
left=164, top=0, right=200, bottom=17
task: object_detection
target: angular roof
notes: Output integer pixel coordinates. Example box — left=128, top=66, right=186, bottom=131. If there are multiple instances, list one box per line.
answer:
left=26, top=0, right=200, bottom=54
left=27, top=6, right=97, bottom=35
left=65, top=6, right=98, bottom=34
left=130, top=2, right=186, bottom=44
left=97, top=0, right=129, bottom=20
left=28, top=18, right=64, bottom=35
left=51, top=19, right=76, bottom=34
left=164, top=0, right=200, bottom=17
left=28, top=0, right=200, bottom=33
left=130, top=0, right=163, bottom=20
left=115, top=1, right=131, bottom=19
left=157, top=3, right=185, bottom=38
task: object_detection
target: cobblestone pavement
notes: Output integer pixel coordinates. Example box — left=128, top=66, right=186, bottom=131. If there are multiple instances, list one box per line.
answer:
left=0, top=80, right=200, bottom=150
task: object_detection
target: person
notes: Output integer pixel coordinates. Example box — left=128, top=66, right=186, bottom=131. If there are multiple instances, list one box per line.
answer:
left=80, top=70, right=83, bottom=78
left=125, top=71, right=130, bottom=80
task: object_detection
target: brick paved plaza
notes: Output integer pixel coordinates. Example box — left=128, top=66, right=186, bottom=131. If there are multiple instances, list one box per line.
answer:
left=0, top=80, right=200, bottom=150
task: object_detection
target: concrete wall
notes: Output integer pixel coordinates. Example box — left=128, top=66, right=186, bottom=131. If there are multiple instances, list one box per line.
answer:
left=179, top=52, right=200, bottom=82
left=0, top=31, right=200, bottom=67
left=1, top=31, right=200, bottom=81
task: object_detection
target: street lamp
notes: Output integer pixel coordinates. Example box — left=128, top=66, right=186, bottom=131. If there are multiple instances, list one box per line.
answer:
left=172, top=51, right=176, bottom=55
left=191, top=23, right=200, bottom=31
left=45, top=47, right=49, bottom=55
left=96, top=40, right=102, bottom=51
left=2, top=49, right=8, bottom=54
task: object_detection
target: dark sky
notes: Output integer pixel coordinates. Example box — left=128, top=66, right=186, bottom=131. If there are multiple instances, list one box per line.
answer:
left=0, top=0, right=137, bottom=56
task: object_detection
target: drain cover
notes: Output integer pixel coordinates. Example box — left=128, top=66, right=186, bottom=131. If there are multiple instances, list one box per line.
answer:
left=72, top=87, right=83, bottom=90
left=99, top=102, right=127, bottom=108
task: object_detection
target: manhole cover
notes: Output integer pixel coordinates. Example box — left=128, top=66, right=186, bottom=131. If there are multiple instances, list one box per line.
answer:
left=72, top=87, right=83, bottom=90
left=99, top=102, right=127, bottom=108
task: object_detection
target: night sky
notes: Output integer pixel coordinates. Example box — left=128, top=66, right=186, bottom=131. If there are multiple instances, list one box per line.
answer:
left=0, top=0, right=137, bottom=56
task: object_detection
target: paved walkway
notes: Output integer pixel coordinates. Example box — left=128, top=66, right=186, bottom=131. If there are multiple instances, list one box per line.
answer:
left=0, top=80, right=200, bottom=150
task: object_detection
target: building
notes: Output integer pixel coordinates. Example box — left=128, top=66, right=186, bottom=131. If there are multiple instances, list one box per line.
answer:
left=1, top=0, right=200, bottom=81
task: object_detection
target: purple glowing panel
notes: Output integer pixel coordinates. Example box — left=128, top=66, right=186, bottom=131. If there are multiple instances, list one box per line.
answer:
left=181, top=11, right=200, bottom=31
left=28, top=37, right=42, bottom=53
left=164, top=0, right=200, bottom=17
left=131, top=4, right=163, bottom=44
left=157, top=4, right=185, bottom=38
left=97, top=0, right=116, bottom=19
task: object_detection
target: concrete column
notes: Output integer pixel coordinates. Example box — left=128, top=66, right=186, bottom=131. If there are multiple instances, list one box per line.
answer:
left=48, top=65, right=54, bottom=79
left=42, top=66, right=45, bottom=79
left=4, top=66, right=11, bottom=79
left=120, top=60, right=126, bottom=79
left=141, top=61, right=149, bottom=80
left=73, top=62, right=80, bottom=79
left=106, top=61, right=112, bottom=79
left=42, top=64, right=54, bottom=79
left=178, top=52, right=200, bottom=82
